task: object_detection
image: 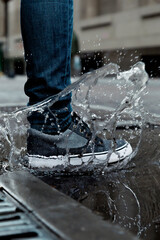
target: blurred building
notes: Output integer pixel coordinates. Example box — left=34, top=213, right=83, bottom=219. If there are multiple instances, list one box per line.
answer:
left=0, top=0, right=24, bottom=75
left=0, top=0, right=160, bottom=76
left=74, top=0, right=160, bottom=76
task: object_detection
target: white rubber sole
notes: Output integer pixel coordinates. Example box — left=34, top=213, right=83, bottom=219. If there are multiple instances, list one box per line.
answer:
left=26, top=142, right=133, bottom=169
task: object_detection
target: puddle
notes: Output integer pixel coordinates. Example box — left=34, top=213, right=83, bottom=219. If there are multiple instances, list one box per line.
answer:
left=1, top=61, right=160, bottom=239
left=39, top=126, right=160, bottom=240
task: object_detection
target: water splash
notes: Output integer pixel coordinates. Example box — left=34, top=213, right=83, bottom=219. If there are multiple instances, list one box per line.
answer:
left=0, top=62, right=148, bottom=173
left=123, top=183, right=141, bottom=237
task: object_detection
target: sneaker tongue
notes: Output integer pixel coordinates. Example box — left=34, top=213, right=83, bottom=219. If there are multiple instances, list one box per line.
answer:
left=70, top=112, right=105, bottom=148
left=69, top=112, right=92, bottom=140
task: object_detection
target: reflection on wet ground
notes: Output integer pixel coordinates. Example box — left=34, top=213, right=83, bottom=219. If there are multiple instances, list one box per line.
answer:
left=38, top=126, right=160, bottom=240
left=0, top=64, right=158, bottom=239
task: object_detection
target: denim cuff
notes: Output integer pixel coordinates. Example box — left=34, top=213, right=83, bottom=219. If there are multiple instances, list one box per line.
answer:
left=27, top=104, right=72, bottom=134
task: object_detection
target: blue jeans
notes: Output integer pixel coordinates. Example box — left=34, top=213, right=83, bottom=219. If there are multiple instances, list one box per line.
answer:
left=21, top=0, right=73, bottom=134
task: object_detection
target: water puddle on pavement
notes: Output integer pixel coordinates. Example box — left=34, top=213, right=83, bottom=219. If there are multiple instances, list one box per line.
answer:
left=1, top=61, right=160, bottom=239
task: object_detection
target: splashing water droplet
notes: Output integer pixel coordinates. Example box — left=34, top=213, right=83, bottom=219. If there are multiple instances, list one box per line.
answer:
left=0, top=62, right=149, bottom=173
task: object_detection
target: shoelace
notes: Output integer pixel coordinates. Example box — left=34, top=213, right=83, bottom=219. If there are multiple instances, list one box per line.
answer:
left=70, top=112, right=104, bottom=147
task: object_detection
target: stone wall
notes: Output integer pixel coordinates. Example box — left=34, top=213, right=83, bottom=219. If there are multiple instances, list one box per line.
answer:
left=75, top=0, right=160, bottom=51
left=0, top=0, right=160, bottom=73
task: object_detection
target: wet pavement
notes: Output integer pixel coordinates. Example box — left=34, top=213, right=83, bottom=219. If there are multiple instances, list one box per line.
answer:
left=38, top=126, right=160, bottom=240
left=1, top=74, right=160, bottom=239
left=0, top=75, right=28, bottom=106
left=0, top=74, right=160, bottom=117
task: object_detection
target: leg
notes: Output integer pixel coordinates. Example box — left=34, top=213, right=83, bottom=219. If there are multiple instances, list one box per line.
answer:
left=21, top=0, right=73, bottom=134
left=21, top=0, right=133, bottom=169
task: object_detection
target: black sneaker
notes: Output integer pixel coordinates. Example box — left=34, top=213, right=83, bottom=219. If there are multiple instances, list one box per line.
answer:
left=26, top=112, right=132, bottom=168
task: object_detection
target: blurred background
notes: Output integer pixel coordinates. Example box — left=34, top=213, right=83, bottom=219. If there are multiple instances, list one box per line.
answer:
left=0, top=0, right=160, bottom=77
